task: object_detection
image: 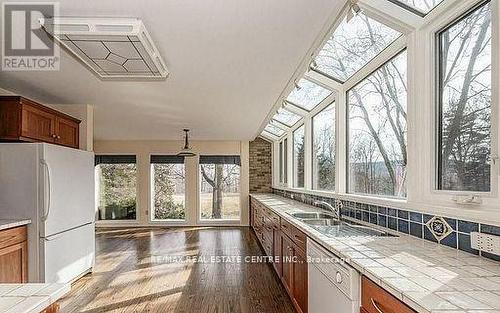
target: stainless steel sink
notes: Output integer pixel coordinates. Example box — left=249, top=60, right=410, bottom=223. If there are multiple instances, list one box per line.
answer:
left=288, top=212, right=337, bottom=219
left=287, top=211, right=396, bottom=238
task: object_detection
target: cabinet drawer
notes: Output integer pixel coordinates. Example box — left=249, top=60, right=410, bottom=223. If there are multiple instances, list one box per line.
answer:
left=362, top=276, right=416, bottom=313
left=281, top=219, right=306, bottom=251
left=0, top=226, right=27, bottom=250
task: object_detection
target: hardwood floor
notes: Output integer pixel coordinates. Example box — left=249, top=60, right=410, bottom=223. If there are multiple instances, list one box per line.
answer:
left=59, top=227, right=296, bottom=313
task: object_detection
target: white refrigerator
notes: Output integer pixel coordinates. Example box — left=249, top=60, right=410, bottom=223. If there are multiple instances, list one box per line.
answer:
left=0, top=143, right=95, bottom=283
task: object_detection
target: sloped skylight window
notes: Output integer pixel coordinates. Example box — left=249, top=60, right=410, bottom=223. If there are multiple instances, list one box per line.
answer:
left=265, top=124, right=286, bottom=137
left=389, top=0, right=444, bottom=15
left=286, top=79, right=332, bottom=111
left=273, top=108, right=302, bottom=127
left=313, top=13, right=401, bottom=82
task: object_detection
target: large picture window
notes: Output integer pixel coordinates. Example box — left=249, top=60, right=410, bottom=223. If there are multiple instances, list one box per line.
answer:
left=293, top=125, right=305, bottom=188
left=200, top=156, right=241, bottom=220
left=312, top=104, right=335, bottom=190
left=438, top=1, right=492, bottom=192
left=151, top=156, right=186, bottom=220
left=348, top=51, right=408, bottom=198
left=95, top=155, right=137, bottom=221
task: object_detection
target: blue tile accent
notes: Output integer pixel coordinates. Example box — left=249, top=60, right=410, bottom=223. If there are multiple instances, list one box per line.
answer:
left=440, top=231, right=457, bottom=249
left=410, top=222, right=423, bottom=238
left=424, top=226, right=438, bottom=242
left=362, top=211, right=369, bottom=222
left=355, top=210, right=362, bottom=220
left=378, top=207, right=387, bottom=215
left=398, top=219, right=409, bottom=234
left=388, top=217, right=397, bottom=231
left=377, top=214, right=387, bottom=228
left=369, top=213, right=378, bottom=225
left=423, top=214, right=434, bottom=223
left=388, top=208, right=397, bottom=217
left=458, top=220, right=479, bottom=234
left=481, top=224, right=500, bottom=236
left=398, top=210, right=409, bottom=219
left=369, top=205, right=378, bottom=213
left=458, top=233, right=479, bottom=255
left=410, top=212, right=423, bottom=223
left=444, top=218, right=457, bottom=230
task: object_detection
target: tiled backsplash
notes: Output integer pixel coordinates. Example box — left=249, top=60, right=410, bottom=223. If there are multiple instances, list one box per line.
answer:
left=272, top=188, right=500, bottom=262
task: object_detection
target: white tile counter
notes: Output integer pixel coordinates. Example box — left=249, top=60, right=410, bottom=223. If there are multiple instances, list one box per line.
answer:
left=0, top=284, right=70, bottom=313
left=0, top=220, right=31, bottom=231
left=251, top=193, right=500, bottom=313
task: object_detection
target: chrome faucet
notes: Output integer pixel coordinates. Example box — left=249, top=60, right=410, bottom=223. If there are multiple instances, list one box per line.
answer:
left=314, top=200, right=341, bottom=220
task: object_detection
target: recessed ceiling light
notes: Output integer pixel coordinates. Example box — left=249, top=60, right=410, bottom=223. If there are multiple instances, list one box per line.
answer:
left=41, top=17, right=168, bottom=79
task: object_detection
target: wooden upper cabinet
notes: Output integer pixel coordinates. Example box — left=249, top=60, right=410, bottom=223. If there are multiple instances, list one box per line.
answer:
left=0, top=96, right=80, bottom=149
left=21, top=103, right=56, bottom=142
left=55, top=116, right=79, bottom=148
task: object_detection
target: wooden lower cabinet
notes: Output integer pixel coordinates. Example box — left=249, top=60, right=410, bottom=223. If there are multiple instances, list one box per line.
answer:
left=250, top=196, right=308, bottom=313
left=41, top=303, right=60, bottom=313
left=361, top=276, right=416, bottom=313
left=0, top=226, right=28, bottom=283
left=292, top=246, right=308, bottom=313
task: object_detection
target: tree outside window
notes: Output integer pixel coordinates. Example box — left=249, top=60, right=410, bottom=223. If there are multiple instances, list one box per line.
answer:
left=348, top=51, right=408, bottom=198
left=200, top=156, right=241, bottom=220
left=312, top=104, right=335, bottom=191
left=438, top=1, right=492, bottom=192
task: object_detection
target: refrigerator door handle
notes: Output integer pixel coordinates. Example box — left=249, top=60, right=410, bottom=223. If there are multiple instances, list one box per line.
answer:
left=41, top=159, right=51, bottom=221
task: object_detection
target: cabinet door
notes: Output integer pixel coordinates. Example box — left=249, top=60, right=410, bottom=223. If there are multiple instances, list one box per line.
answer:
left=55, top=117, right=79, bottom=148
left=362, top=276, right=416, bottom=313
left=0, top=241, right=28, bottom=283
left=281, top=234, right=294, bottom=296
left=21, top=104, right=56, bottom=142
left=273, top=229, right=282, bottom=276
left=293, top=246, right=308, bottom=313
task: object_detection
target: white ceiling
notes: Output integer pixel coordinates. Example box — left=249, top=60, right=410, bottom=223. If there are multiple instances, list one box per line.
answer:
left=0, top=0, right=344, bottom=140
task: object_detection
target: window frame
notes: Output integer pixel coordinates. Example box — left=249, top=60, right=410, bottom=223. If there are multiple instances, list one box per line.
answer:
left=432, top=0, right=498, bottom=197
left=150, top=155, right=187, bottom=223
left=95, top=153, right=139, bottom=224
left=345, top=48, right=409, bottom=199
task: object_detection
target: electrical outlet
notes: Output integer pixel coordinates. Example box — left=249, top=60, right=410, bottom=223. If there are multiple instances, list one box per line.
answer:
left=471, top=232, right=500, bottom=255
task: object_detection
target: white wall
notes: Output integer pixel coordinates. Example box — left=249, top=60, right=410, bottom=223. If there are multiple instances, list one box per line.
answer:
left=94, top=140, right=250, bottom=227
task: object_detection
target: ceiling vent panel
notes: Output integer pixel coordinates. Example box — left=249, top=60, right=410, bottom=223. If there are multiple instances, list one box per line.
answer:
left=41, top=17, right=169, bottom=79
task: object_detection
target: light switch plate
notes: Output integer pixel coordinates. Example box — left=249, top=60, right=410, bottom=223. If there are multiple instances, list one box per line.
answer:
left=471, top=232, right=500, bottom=255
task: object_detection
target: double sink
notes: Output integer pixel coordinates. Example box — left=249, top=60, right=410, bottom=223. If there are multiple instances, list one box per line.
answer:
left=287, top=211, right=396, bottom=238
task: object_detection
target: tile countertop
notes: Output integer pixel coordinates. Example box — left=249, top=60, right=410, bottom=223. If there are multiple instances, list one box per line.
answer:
left=251, top=193, right=500, bottom=313
left=0, top=219, right=31, bottom=231
left=0, top=283, right=70, bottom=313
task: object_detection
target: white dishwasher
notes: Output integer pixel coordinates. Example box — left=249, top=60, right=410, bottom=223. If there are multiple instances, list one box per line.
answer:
left=308, top=239, right=360, bottom=313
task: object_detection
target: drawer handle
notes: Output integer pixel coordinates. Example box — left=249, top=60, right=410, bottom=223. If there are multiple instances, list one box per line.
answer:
left=371, top=298, right=385, bottom=313
left=294, top=234, right=303, bottom=242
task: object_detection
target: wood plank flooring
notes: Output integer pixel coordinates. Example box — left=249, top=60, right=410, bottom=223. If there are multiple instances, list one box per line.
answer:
left=59, top=227, right=296, bottom=313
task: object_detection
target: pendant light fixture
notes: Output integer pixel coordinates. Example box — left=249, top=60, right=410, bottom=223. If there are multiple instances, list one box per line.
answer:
left=177, top=129, right=196, bottom=157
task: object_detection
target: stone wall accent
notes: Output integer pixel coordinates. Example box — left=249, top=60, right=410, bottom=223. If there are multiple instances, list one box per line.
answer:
left=249, top=137, right=272, bottom=193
